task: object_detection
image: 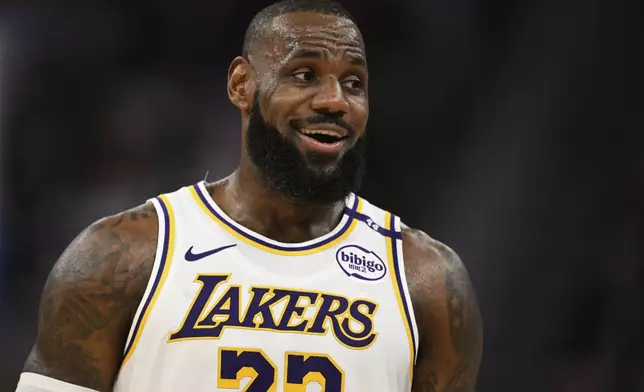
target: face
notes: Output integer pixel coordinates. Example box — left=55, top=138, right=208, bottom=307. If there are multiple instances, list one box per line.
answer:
left=231, top=11, right=369, bottom=203
left=246, top=91, right=366, bottom=204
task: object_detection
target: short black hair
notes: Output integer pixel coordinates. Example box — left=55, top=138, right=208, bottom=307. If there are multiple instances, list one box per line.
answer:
left=242, top=0, right=358, bottom=59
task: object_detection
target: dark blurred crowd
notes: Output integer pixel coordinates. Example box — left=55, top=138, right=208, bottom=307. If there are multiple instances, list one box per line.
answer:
left=1, top=0, right=643, bottom=391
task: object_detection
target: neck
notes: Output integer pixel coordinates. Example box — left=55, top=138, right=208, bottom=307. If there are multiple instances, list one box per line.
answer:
left=211, top=160, right=348, bottom=243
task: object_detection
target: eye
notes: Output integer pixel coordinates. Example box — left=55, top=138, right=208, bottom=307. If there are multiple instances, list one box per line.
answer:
left=292, top=68, right=316, bottom=83
left=342, top=75, right=363, bottom=90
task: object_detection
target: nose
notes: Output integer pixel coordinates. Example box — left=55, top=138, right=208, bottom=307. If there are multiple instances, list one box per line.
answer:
left=310, top=76, right=349, bottom=116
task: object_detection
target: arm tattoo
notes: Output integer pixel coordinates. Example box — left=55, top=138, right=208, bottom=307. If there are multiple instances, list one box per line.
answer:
left=24, top=203, right=157, bottom=391
left=404, top=227, right=482, bottom=392
left=444, top=251, right=483, bottom=392
left=415, top=372, right=439, bottom=392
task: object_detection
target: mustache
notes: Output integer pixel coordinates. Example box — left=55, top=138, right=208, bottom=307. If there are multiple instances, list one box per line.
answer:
left=290, top=115, right=355, bottom=136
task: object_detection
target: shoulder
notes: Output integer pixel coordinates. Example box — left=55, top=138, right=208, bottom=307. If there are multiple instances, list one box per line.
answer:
left=92, top=201, right=159, bottom=240
left=400, top=224, right=483, bottom=391
left=91, top=202, right=159, bottom=246
left=401, top=225, right=452, bottom=265
left=55, top=202, right=159, bottom=294
left=24, top=202, right=160, bottom=389
left=400, top=222, right=480, bottom=344
left=59, top=201, right=160, bottom=311
left=401, top=224, right=468, bottom=296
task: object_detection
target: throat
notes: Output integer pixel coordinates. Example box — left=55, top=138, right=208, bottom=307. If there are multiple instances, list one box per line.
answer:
left=209, top=174, right=347, bottom=244
left=238, top=215, right=341, bottom=243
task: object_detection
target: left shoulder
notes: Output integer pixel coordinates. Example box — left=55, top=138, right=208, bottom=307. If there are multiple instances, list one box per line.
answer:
left=400, top=222, right=476, bottom=323
left=400, top=224, right=469, bottom=294
left=400, top=224, right=483, bottom=392
left=401, top=224, right=456, bottom=265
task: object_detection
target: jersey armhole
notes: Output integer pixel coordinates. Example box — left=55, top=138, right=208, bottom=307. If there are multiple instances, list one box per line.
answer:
left=120, top=196, right=176, bottom=368
left=393, top=216, right=420, bottom=363
left=386, top=213, right=420, bottom=376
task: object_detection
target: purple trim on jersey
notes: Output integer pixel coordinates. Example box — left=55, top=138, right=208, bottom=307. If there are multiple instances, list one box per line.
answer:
left=122, top=197, right=171, bottom=360
left=343, top=208, right=403, bottom=239
left=390, top=213, right=418, bottom=365
left=194, top=184, right=359, bottom=252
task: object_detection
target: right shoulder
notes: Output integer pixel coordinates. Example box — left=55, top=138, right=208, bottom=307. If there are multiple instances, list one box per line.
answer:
left=57, top=201, right=160, bottom=311
left=88, top=201, right=159, bottom=258
left=23, top=202, right=160, bottom=390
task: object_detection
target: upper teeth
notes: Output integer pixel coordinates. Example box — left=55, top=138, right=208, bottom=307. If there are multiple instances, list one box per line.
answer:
left=300, top=129, right=342, bottom=138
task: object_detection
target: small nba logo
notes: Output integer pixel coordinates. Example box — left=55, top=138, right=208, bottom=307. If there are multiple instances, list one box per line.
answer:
left=335, top=245, right=387, bottom=282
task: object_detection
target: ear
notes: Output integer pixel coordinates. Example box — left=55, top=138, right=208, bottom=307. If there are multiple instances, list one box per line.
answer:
left=227, top=56, right=254, bottom=111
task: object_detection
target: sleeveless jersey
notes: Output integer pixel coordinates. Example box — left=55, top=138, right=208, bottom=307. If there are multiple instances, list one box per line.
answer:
left=114, top=182, right=419, bottom=392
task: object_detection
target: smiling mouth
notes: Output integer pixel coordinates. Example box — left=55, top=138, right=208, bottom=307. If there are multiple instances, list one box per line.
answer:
left=297, top=129, right=347, bottom=144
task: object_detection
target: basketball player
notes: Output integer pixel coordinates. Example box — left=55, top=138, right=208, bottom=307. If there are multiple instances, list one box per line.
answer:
left=16, top=1, right=482, bottom=391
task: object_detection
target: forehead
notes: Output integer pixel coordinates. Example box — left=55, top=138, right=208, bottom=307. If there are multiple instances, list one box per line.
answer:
left=267, top=12, right=365, bottom=59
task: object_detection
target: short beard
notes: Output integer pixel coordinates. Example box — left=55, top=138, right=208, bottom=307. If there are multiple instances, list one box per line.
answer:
left=245, top=100, right=366, bottom=204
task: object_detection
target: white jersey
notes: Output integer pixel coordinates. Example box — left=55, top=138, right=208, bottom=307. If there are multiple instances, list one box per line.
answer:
left=114, top=182, right=419, bottom=392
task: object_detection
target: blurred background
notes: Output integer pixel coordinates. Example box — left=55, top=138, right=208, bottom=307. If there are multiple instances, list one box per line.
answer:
left=1, top=0, right=643, bottom=390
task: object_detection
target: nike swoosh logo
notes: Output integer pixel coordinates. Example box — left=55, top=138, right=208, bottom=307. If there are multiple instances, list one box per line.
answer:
left=185, top=244, right=237, bottom=262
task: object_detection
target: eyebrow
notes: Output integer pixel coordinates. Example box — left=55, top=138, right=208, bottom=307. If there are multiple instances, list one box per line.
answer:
left=346, top=53, right=367, bottom=67
left=289, top=49, right=327, bottom=61
left=288, top=48, right=367, bottom=68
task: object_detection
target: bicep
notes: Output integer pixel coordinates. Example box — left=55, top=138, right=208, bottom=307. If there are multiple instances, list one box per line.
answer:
left=24, top=263, right=127, bottom=391
left=23, top=210, right=155, bottom=391
left=410, top=293, right=455, bottom=392
left=408, top=239, right=483, bottom=392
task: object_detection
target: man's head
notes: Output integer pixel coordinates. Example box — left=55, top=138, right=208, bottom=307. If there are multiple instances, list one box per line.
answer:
left=227, top=0, right=368, bottom=204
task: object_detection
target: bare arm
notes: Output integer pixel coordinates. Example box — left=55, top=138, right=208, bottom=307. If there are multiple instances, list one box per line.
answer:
left=403, top=228, right=483, bottom=392
left=22, top=204, right=158, bottom=391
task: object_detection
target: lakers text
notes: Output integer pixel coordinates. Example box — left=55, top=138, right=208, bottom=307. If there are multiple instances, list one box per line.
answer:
left=168, top=274, right=379, bottom=349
